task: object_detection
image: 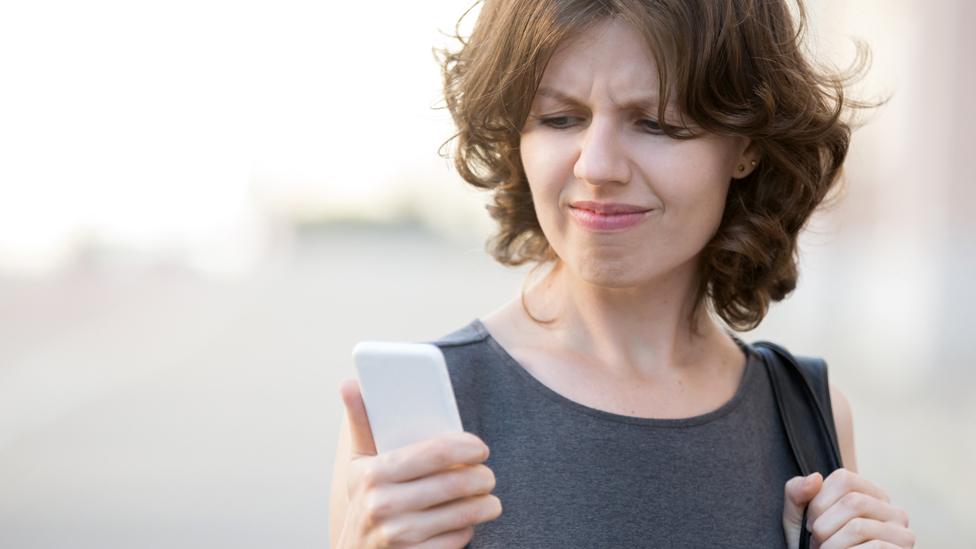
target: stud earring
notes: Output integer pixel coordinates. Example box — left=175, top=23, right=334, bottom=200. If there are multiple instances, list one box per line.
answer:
left=751, top=160, right=757, bottom=167
left=737, top=164, right=745, bottom=172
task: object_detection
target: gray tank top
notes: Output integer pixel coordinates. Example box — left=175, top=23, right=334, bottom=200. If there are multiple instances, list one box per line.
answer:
left=427, top=318, right=801, bottom=548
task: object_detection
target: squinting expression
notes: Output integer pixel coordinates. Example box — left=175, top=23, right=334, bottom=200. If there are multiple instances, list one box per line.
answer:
left=519, top=17, right=750, bottom=289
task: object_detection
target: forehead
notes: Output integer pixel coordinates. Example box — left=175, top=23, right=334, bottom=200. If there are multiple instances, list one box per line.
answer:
left=534, top=18, right=666, bottom=105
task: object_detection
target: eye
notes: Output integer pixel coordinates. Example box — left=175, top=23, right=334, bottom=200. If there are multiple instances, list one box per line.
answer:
left=539, top=116, right=580, bottom=129
left=639, top=118, right=664, bottom=134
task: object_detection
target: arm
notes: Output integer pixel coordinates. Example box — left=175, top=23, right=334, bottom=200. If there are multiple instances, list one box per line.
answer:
left=828, top=382, right=858, bottom=473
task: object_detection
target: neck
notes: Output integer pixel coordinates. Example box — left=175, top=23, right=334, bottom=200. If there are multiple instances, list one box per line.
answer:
left=520, top=259, right=732, bottom=381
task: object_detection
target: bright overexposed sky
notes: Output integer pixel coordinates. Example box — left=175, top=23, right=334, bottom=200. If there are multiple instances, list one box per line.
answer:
left=0, top=0, right=483, bottom=276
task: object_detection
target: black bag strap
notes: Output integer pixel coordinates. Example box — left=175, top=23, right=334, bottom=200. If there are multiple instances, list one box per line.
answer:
left=753, top=341, right=843, bottom=549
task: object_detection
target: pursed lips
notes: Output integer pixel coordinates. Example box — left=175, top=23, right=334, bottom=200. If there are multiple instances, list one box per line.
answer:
left=568, top=201, right=653, bottom=215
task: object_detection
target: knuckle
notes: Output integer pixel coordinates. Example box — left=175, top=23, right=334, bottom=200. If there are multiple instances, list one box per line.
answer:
left=360, top=464, right=382, bottom=490
left=363, top=490, right=394, bottom=522
left=833, top=467, right=854, bottom=487
left=807, top=500, right=826, bottom=520
left=376, top=523, right=402, bottom=547
left=377, top=451, right=403, bottom=475
left=457, top=498, right=481, bottom=526
left=429, top=443, right=454, bottom=466
left=847, top=516, right=869, bottom=537
left=810, top=518, right=829, bottom=543
left=840, top=491, right=867, bottom=513
left=445, top=469, right=471, bottom=494
left=377, top=521, right=418, bottom=547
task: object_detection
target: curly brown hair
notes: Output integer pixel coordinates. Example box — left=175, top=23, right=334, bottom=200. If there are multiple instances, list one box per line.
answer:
left=435, top=0, right=881, bottom=332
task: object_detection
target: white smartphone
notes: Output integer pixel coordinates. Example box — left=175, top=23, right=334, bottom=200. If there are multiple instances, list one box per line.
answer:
left=352, top=341, right=464, bottom=454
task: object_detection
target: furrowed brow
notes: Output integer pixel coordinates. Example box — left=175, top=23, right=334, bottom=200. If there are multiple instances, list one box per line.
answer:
left=535, top=86, right=584, bottom=105
left=535, top=86, right=668, bottom=113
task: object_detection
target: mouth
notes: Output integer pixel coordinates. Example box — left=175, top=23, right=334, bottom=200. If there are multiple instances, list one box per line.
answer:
left=568, top=206, right=653, bottom=232
left=568, top=201, right=653, bottom=215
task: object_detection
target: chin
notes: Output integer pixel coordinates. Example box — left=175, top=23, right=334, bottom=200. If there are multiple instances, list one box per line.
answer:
left=573, top=255, right=650, bottom=289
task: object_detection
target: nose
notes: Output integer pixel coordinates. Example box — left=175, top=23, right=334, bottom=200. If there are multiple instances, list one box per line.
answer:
left=573, top=116, right=632, bottom=186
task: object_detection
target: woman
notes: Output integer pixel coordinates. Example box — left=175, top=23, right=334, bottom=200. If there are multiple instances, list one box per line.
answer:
left=330, top=1, right=915, bottom=547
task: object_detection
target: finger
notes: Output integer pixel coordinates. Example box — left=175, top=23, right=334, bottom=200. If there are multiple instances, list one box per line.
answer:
left=374, top=432, right=490, bottom=484
left=818, top=517, right=916, bottom=549
left=782, top=473, right=823, bottom=549
left=339, top=378, right=377, bottom=458
left=785, top=473, right=823, bottom=507
left=783, top=473, right=823, bottom=523
left=808, top=469, right=890, bottom=524
left=811, top=491, right=910, bottom=543
left=850, top=542, right=901, bottom=549
left=377, top=464, right=496, bottom=516
left=412, top=526, right=476, bottom=549
left=389, top=494, right=502, bottom=545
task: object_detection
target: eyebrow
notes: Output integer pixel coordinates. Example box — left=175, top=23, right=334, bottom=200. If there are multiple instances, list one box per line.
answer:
left=535, top=86, right=669, bottom=112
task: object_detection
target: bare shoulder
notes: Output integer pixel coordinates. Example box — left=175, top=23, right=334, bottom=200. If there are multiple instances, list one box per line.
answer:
left=828, top=382, right=859, bottom=472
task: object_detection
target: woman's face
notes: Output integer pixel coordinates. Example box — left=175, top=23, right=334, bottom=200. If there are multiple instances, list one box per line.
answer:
left=519, top=17, right=751, bottom=290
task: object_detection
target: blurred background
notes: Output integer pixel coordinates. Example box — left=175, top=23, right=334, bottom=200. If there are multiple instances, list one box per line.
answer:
left=1, top=0, right=973, bottom=547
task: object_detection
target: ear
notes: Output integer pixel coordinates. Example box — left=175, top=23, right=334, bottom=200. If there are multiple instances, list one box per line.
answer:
left=731, top=139, right=762, bottom=180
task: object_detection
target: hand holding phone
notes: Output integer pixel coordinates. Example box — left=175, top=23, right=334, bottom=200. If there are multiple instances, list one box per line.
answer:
left=335, top=342, right=502, bottom=548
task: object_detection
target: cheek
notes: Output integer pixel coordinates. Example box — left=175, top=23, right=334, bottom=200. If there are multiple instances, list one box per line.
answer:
left=520, top=132, right=570, bottom=177
left=653, top=140, right=735, bottom=208
left=519, top=134, right=570, bottom=209
left=518, top=134, right=575, bottom=254
left=518, top=136, right=542, bottom=186
left=647, top=142, right=736, bottom=248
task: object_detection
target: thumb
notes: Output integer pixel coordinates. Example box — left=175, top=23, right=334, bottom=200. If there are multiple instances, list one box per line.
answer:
left=339, top=378, right=378, bottom=458
left=782, top=472, right=823, bottom=549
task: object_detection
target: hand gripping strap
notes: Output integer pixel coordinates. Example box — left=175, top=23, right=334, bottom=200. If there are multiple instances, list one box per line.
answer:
left=753, top=341, right=843, bottom=549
